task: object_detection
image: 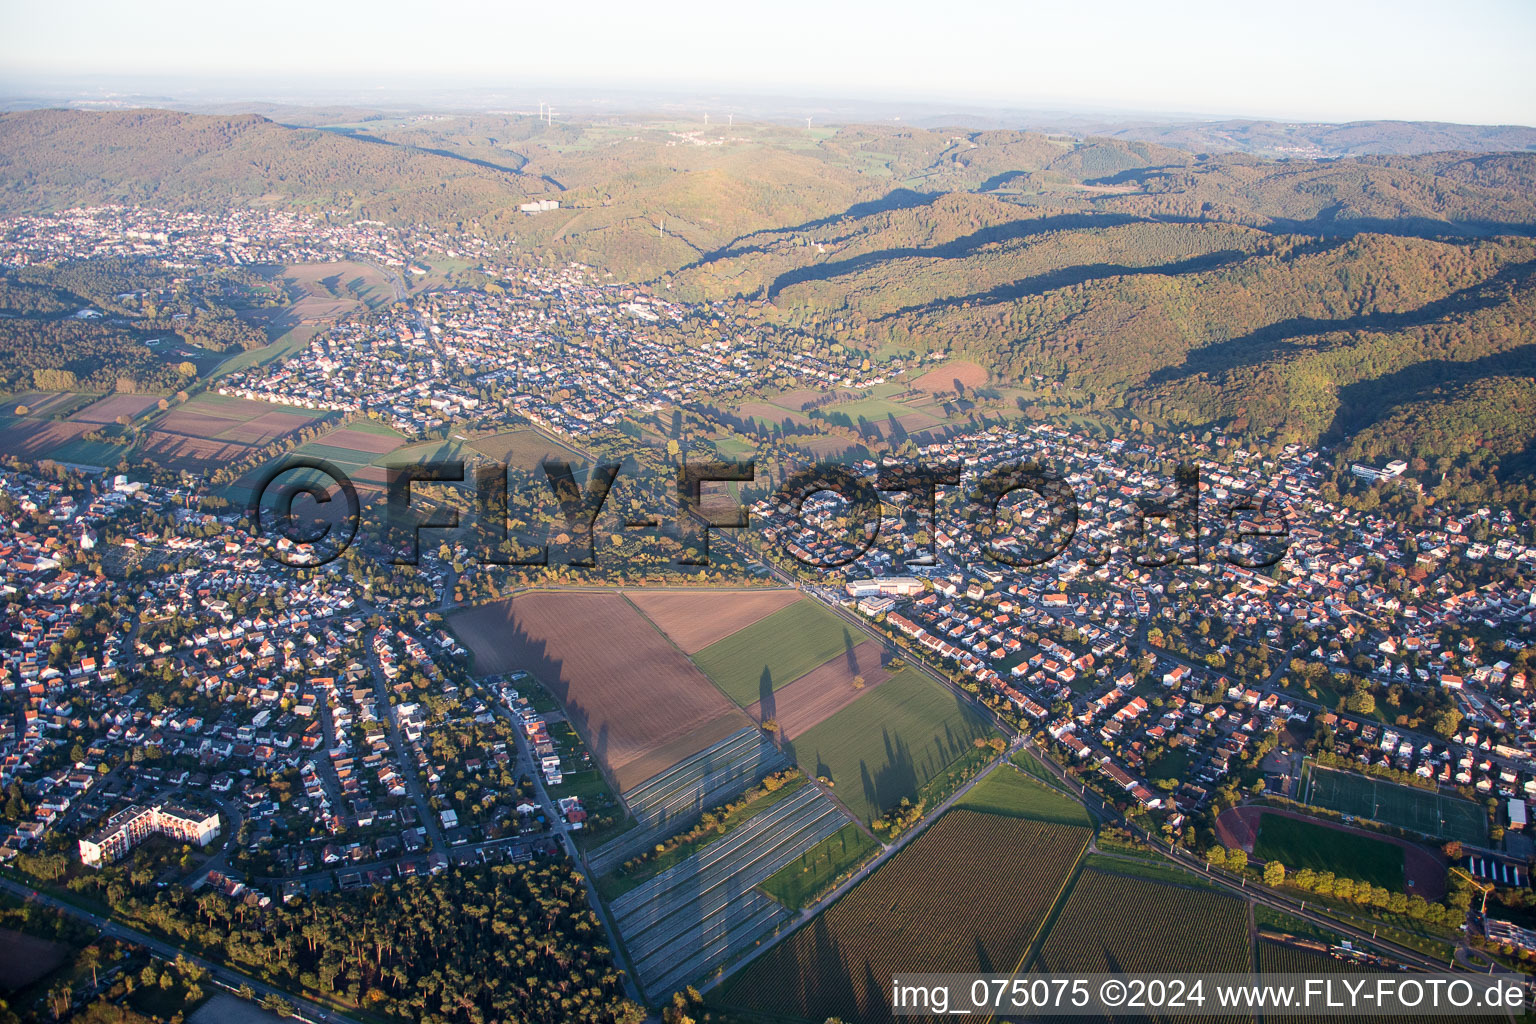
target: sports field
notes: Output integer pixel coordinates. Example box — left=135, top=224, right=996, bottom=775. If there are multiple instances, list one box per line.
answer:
left=1303, top=763, right=1487, bottom=844
left=786, top=667, right=994, bottom=823
left=691, top=599, right=858, bottom=706
left=1254, top=811, right=1405, bottom=890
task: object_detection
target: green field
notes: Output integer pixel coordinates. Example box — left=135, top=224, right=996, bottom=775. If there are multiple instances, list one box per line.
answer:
left=0, top=391, right=96, bottom=423
left=294, top=437, right=402, bottom=475
left=710, top=435, right=756, bottom=459
left=955, top=764, right=1092, bottom=827
left=1254, top=812, right=1406, bottom=890
left=1012, top=746, right=1073, bottom=792
left=47, top=436, right=130, bottom=466
left=758, top=822, right=879, bottom=909
left=1255, top=905, right=1348, bottom=946
left=786, top=668, right=995, bottom=823
left=692, top=599, right=858, bottom=706
left=1081, top=852, right=1229, bottom=892
left=824, top=396, right=938, bottom=423
left=209, top=324, right=316, bottom=379
left=1303, top=762, right=1487, bottom=844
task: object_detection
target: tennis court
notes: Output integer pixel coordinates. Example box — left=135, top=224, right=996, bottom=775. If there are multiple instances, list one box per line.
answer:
left=1303, top=762, right=1487, bottom=844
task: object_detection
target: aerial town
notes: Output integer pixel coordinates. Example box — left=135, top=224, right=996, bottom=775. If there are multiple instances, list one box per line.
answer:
left=3, top=200, right=1536, bottom=1021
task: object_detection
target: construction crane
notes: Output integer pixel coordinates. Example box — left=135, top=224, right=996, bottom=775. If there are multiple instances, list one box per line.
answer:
left=1450, top=865, right=1496, bottom=917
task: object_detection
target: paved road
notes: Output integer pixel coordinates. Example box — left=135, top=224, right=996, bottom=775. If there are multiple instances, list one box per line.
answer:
left=0, top=875, right=361, bottom=1024
left=360, top=621, right=446, bottom=855
left=494, top=699, right=646, bottom=1006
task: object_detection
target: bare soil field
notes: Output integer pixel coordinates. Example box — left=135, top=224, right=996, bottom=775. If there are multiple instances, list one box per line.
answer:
left=156, top=395, right=318, bottom=440
left=222, top=408, right=320, bottom=445
left=351, top=465, right=392, bottom=491
left=744, top=640, right=893, bottom=739
left=0, top=419, right=97, bottom=460
left=138, top=394, right=325, bottom=472
left=449, top=592, right=751, bottom=791
left=314, top=425, right=406, bottom=456
left=242, top=261, right=395, bottom=336
left=468, top=427, right=585, bottom=471
left=68, top=392, right=160, bottom=425
left=912, top=359, right=988, bottom=395
left=138, top=431, right=250, bottom=472
left=627, top=588, right=801, bottom=654
left=0, top=928, right=68, bottom=991
left=698, top=485, right=745, bottom=522
left=152, top=409, right=243, bottom=438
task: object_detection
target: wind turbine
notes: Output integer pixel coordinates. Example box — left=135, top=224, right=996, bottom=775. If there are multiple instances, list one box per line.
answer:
left=805, top=116, right=813, bottom=130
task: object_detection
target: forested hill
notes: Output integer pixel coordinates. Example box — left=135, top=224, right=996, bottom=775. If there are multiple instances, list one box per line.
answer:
left=1096, top=118, right=1536, bottom=159
left=4, top=108, right=1536, bottom=485
left=0, top=108, right=542, bottom=226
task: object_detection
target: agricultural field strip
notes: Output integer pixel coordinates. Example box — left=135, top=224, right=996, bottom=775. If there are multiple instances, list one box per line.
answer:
left=614, top=788, right=848, bottom=996
left=587, top=729, right=785, bottom=875
left=625, top=849, right=843, bottom=999
left=611, top=784, right=846, bottom=934
left=622, top=727, right=783, bottom=826
left=637, top=894, right=788, bottom=1001
left=717, top=813, right=1092, bottom=1024
left=691, top=600, right=856, bottom=707
left=784, top=667, right=995, bottom=823
left=1032, top=867, right=1252, bottom=974
left=1257, top=941, right=1467, bottom=1024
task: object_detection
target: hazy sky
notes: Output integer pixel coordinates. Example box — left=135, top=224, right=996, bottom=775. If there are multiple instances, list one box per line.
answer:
left=4, top=0, right=1534, bottom=124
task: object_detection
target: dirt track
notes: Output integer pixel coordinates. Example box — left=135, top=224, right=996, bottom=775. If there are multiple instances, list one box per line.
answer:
left=1218, top=805, right=1447, bottom=900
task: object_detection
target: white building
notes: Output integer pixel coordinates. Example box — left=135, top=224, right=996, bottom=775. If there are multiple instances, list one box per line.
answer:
left=79, top=802, right=221, bottom=867
left=845, top=577, right=926, bottom=599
